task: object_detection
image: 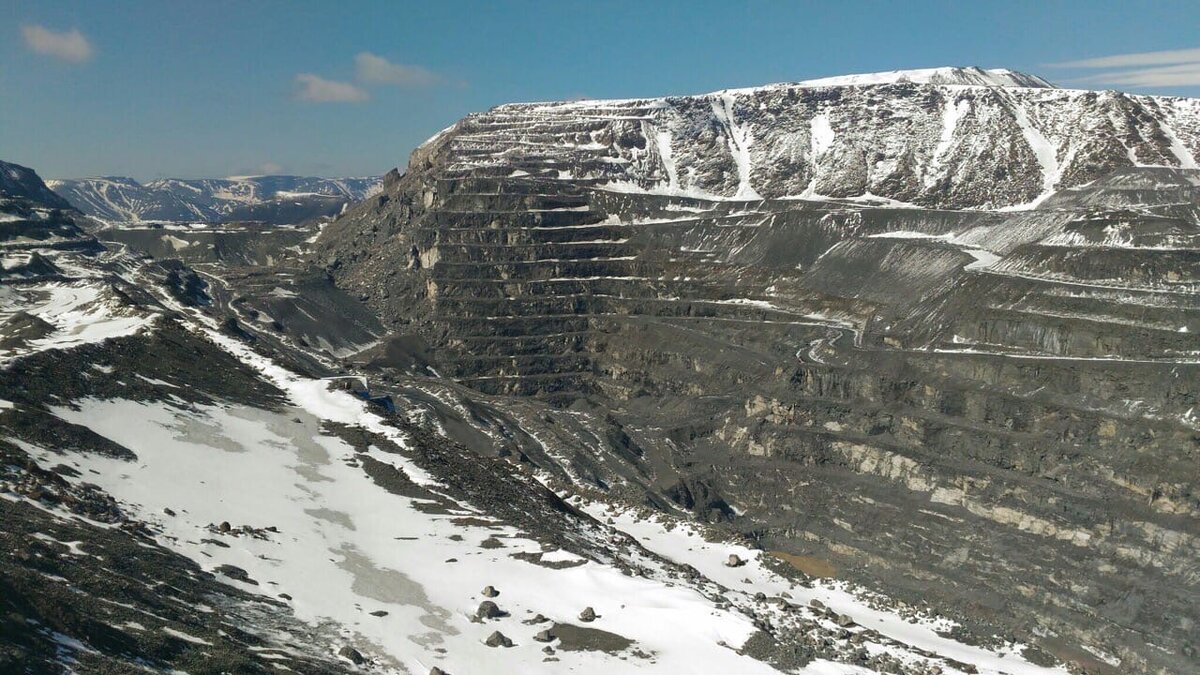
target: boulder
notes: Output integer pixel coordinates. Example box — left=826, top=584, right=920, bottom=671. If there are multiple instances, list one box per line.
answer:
left=476, top=600, right=505, bottom=620
left=338, top=646, right=365, bottom=665
left=579, top=606, right=596, bottom=622
left=485, top=630, right=513, bottom=648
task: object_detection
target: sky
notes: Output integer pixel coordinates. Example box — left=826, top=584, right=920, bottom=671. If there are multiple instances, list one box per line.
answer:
left=3, top=0, right=1200, bottom=181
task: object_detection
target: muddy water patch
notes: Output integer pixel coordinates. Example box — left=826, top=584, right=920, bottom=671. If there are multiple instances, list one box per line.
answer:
left=334, top=544, right=457, bottom=642
left=769, top=551, right=838, bottom=578
left=165, top=410, right=246, bottom=454
left=229, top=405, right=337, bottom=484
left=305, top=507, right=356, bottom=530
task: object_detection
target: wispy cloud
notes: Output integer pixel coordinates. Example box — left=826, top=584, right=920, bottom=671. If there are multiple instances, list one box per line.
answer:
left=1048, top=47, right=1200, bottom=87
left=292, top=53, right=453, bottom=104
left=1050, top=47, right=1200, bottom=69
left=22, top=24, right=93, bottom=63
left=294, top=74, right=369, bottom=103
left=355, top=52, right=439, bottom=87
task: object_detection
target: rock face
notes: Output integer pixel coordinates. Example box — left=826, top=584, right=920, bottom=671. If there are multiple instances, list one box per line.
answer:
left=1, top=160, right=102, bottom=283
left=1, top=160, right=75, bottom=211
left=46, top=174, right=382, bottom=223
left=312, top=68, right=1200, bottom=673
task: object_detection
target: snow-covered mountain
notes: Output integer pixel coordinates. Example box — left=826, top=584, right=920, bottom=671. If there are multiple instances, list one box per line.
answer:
left=1, top=156, right=1072, bottom=675
left=311, top=67, right=1200, bottom=674
left=4, top=66, right=1200, bottom=675
left=414, top=66, right=1197, bottom=209
left=46, top=174, right=381, bottom=223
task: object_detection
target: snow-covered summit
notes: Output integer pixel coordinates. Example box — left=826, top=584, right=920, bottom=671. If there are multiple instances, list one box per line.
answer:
left=439, top=68, right=1196, bottom=209
left=794, top=66, right=1054, bottom=89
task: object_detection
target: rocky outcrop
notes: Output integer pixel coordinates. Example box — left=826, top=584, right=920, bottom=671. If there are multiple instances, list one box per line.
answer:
left=1, top=160, right=75, bottom=211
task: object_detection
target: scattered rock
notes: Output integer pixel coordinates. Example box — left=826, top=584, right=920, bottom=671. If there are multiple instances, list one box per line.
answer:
left=163, top=507, right=176, bottom=516
left=370, top=610, right=389, bottom=617
left=725, top=554, right=744, bottom=567
left=578, top=606, right=596, bottom=622
left=476, top=600, right=506, bottom=620
left=214, top=564, right=258, bottom=585
left=534, top=628, right=555, bottom=642
left=429, top=668, right=447, bottom=675
left=481, top=584, right=499, bottom=597
left=338, top=645, right=365, bottom=665
left=218, top=521, right=231, bottom=533
left=550, top=622, right=635, bottom=653
left=835, top=613, right=855, bottom=627
left=485, top=630, right=513, bottom=648
left=809, top=599, right=825, bottom=610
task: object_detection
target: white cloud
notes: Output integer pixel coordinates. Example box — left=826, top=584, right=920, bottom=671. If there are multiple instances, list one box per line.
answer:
left=1050, top=47, right=1200, bottom=69
left=1050, top=47, right=1200, bottom=88
left=294, top=74, right=369, bottom=103
left=1074, top=63, right=1200, bottom=87
left=354, top=52, right=440, bottom=86
left=22, top=24, right=93, bottom=63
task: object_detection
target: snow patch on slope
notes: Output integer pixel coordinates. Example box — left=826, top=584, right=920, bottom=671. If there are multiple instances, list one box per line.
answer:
left=1005, top=96, right=1061, bottom=205
left=573, top=501, right=1067, bottom=675
left=927, top=97, right=971, bottom=185
left=1160, top=118, right=1200, bottom=170
left=810, top=113, right=835, bottom=157
left=0, top=282, right=158, bottom=364
left=712, top=94, right=762, bottom=200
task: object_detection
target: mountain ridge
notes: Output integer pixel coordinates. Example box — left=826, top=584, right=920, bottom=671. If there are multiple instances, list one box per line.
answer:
left=47, top=173, right=382, bottom=224
left=447, top=69, right=1198, bottom=209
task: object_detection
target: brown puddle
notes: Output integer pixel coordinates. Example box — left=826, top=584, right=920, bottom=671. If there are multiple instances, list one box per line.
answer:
left=769, top=551, right=838, bottom=578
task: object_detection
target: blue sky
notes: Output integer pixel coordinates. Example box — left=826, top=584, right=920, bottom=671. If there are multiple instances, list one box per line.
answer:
left=3, top=0, right=1199, bottom=180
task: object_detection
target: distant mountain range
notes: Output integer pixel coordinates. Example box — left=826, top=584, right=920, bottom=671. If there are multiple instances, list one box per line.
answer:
left=46, top=174, right=382, bottom=224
